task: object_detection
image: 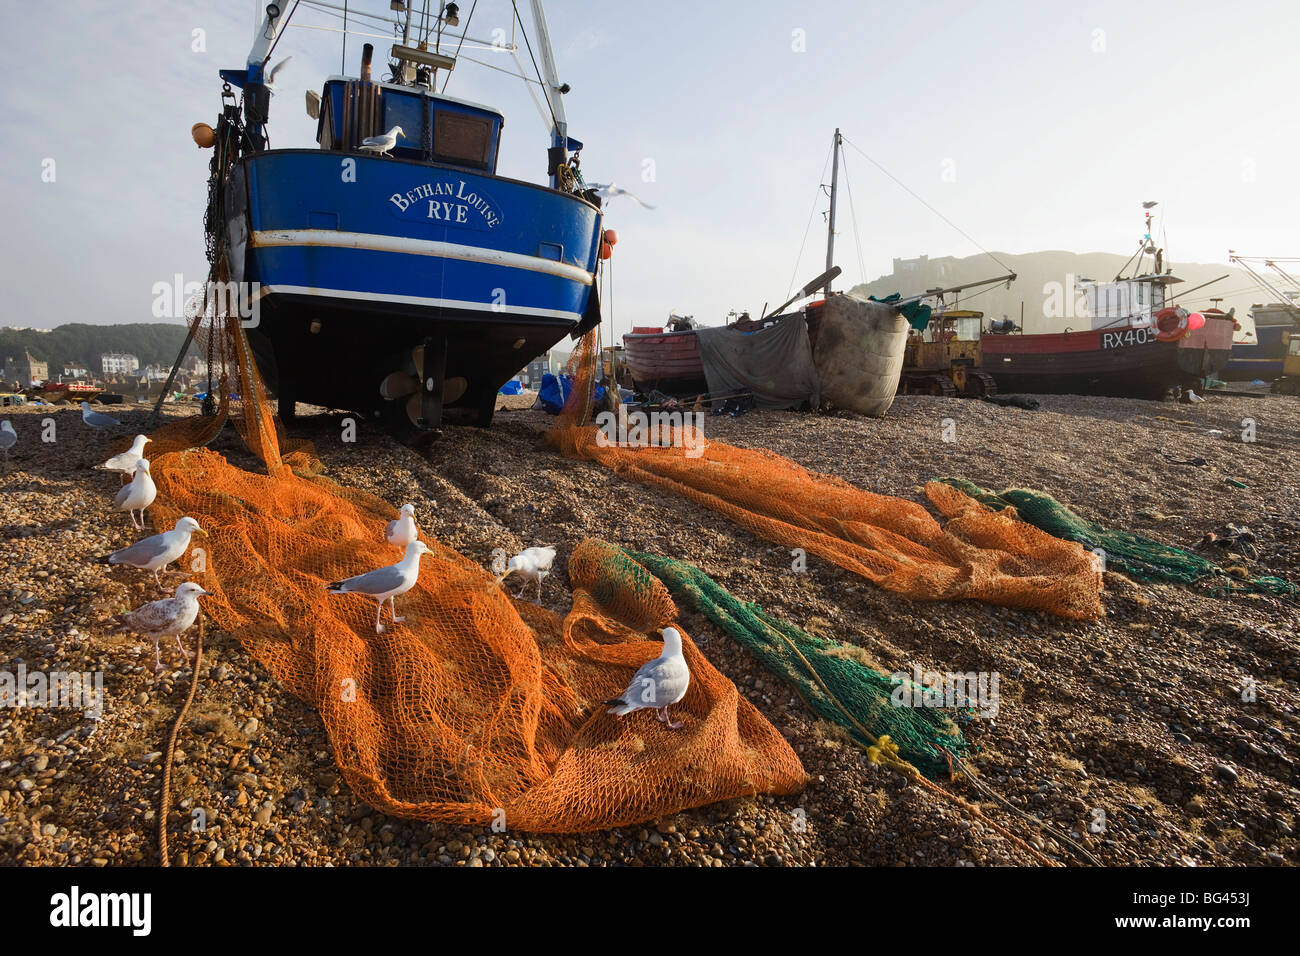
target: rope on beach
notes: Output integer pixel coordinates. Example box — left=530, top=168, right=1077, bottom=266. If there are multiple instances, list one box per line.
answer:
left=158, top=617, right=203, bottom=867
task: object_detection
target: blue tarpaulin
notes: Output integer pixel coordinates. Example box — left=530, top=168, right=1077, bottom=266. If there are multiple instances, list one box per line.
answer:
left=498, top=380, right=524, bottom=395
left=536, top=373, right=573, bottom=414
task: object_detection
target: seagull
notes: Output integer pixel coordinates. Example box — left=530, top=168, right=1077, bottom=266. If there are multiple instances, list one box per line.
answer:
left=102, top=516, right=208, bottom=586
left=586, top=181, right=655, bottom=209
left=605, top=627, right=691, bottom=729
left=496, top=545, right=557, bottom=601
left=0, top=420, right=15, bottom=465
left=111, top=581, right=211, bottom=673
left=385, top=503, right=420, bottom=549
left=113, top=458, right=157, bottom=530
left=97, top=434, right=150, bottom=481
left=359, top=125, right=405, bottom=157
left=81, top=401, right=121, bottom=428
left=325, top=540, right=430, bottom=634
left=264, top=55, right=292, bottom=92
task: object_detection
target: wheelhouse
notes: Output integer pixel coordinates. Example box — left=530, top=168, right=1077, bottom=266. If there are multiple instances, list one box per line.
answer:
left=315, top=78, right=504, bottom=173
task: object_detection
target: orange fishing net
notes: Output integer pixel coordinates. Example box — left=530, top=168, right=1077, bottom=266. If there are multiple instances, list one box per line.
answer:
left=133, top=315, right=805, bottom=831
left=548, top=329, right=1103, bottom=620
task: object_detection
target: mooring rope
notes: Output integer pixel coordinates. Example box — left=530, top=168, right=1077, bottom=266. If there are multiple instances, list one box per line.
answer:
left=158, top=617, right=203, bottom=867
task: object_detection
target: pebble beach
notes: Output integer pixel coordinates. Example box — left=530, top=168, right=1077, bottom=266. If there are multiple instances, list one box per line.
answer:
left=1, top=390, right=1297, bottom=867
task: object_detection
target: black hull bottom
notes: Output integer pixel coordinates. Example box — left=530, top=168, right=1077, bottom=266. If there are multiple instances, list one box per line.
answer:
left=989, top=347, right=1232, bottom=399
left=247, top=293, right=578, bottom=425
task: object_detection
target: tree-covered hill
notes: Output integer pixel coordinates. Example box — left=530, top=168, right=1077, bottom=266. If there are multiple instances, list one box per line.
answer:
left=0, top=323, right=192, bottom=374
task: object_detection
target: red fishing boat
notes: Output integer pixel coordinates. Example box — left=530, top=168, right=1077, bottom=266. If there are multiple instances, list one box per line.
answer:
left=36, top=381, right=103, bottom=403
left=983, top=205, right=1234, bottom=398
left=622, top=318, right=707, bottom=393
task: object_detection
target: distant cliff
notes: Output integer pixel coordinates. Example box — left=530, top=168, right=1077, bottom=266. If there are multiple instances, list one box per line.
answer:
left=849, top=252, right=1265, bottom=333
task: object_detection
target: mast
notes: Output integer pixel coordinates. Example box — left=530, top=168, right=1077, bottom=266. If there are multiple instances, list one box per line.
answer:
left=824, top=128, right=841, bottom=296
left=530, top=0, right=569, bottom=188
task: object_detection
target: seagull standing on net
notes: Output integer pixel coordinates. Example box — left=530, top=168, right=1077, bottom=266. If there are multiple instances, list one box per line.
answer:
left=0, top=420, right=15, bottom=466
left=385, top=502, right=420, bottom=549
left=102, top=516, right=208, bottom=587
left=606, top=627, right=691, bottom=730
left=97, top=434, right=150, bottom=482
left=111, top=581, right=212, bottom=673
left=326, top=540, right=430, bottom=634
left=496, top=545, right=557, bottom=601
left=81, top=401, right=121, bottom=428
left=113, top=459, right=157, bottom=530
left=586, top=182, right=656, bottom=209
left=359, top=125, right=405, bottom=158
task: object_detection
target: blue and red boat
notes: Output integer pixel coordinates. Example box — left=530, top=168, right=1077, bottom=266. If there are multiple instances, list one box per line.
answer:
left=204, top=1, right=604, bottom=431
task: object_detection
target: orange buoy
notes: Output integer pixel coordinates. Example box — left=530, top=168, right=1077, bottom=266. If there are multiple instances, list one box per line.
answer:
left=604, top=229, right=619, bottom=246
left=1186, top=311, right=1206, bottom=332
left=599, top=241, right=613, bottom=260
left=191, top=122, right=216, bottom=149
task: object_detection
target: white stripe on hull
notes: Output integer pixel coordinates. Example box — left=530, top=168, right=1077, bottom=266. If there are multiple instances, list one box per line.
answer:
left=261, top=284, right=582, bottom=322
left=251, top=229, right=595, bottom=285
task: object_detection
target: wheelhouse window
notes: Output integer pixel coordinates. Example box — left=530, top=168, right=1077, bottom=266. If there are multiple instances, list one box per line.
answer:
left=434, top=111, right=493, bottom=169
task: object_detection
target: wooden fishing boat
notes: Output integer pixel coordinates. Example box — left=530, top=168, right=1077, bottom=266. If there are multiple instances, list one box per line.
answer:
left=37, top=381, right=102, bottom=403
left=984, top=205, right=1234, bottom=397
left=983, top=321, right=1232, bottom=398
left=622, top=324, right=706, bottom=393
left=1223, top=302, right=1300, bottom=382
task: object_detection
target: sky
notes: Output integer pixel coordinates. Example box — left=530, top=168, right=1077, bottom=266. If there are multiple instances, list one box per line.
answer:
left=1, top=0, right=1296, bottom=337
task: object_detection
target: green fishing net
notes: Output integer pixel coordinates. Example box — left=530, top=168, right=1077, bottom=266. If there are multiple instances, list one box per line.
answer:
left=625, top=549, right=969, bottom=779
left=937, top=478, right=1296, bottom=597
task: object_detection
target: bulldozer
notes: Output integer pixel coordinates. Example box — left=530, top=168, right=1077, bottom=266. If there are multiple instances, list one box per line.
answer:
left=899, top=308, right=1000, bottom=397
left=889, top=272, right=1014, bottom=397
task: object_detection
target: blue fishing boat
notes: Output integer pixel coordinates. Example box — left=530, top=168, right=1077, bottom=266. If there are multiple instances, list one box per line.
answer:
left=1222, top=303, right=1300, bottom=382
left=202, top=1, right=604, bottom=432
left=1223, top=255, right=1300, bottom=382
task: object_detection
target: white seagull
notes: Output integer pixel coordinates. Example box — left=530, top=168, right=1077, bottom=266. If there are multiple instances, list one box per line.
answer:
left=264, top=55, right=292, bottom=92
left=359, top=125, right=405, bottom=157
left=97, top=434, right=151, bottom=479
left=111, top=581, right=211, bottom=673
left=605, top=627, right=691, bottom=729
left=326, top=540, right=430, bottom=634
left=586, top=181, right=656, bottom=209
left=81, top=401, right=121, bottom=428
left=0, top=420, right=15, bottom=465
left=385, top=503, right=419, bottom=549
left=497, top=545, right=557, bottom=601
left=113, top=458, right=157, bottom=530
left=103, top=516, right=208, bottom=586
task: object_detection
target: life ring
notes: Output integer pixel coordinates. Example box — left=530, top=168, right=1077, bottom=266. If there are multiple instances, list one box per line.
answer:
left=1154, top=307, right=1190, bottom=342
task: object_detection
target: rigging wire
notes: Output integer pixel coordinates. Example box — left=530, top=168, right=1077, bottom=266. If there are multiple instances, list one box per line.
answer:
left=441, top=0, right=478, bottom=93
left=263, top=0, right=300, bottom=63
left=838, top=151, right=868, bottom=289
left=341, top=0, right=347, bottom=73
left=298, top=0, right=395, bottom=28
left=513, top=0, right=559, bottom=131
left=788, top=142, right=835, bottom=298
left=840, top=134, right=1014, bottom=274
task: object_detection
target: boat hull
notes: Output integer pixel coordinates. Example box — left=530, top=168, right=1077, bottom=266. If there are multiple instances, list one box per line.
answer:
left=1223, top=322, right=1292, bottom=382
left=225, top=150, right=602, bottom=420
left=983, top=320, right=1233, bottom=398
left=622, top=329, right=707, bottom=393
